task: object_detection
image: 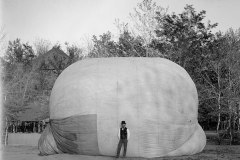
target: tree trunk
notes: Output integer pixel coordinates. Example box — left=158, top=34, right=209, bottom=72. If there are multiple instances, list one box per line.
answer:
left=33, top=122, right=36, bottom=133
left=228, top=67, right=232, bottom=145
left=238, top=104, right=240, bottom=131
left=4, top=118, right=8, bottom=146
left=24, top=122, right=26, bottom=133
left=229, top=113, right=233, bottom=145
left=217, top=93, right=221, bottom=132
left=38, top=121, right=40, bottom=133
left=216, top=63, right=221, bottom=133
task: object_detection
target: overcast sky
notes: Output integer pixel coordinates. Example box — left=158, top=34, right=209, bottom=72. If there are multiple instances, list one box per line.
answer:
left=1, top=0, right=240, bottom=45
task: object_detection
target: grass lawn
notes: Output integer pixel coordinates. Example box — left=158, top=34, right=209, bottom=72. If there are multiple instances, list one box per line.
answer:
left=2, top=144, right=240, bottom=160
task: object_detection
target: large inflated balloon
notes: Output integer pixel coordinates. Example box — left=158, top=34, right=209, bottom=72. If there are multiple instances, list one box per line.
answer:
left=38, top=58, right=206, bottom=158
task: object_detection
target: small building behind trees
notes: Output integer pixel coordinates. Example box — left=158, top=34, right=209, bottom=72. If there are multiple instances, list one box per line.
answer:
left=36, top=46, right=70, bottom=76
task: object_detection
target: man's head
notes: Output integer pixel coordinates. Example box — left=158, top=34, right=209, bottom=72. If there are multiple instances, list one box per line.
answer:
left=121, top=121, right=126, bottom=128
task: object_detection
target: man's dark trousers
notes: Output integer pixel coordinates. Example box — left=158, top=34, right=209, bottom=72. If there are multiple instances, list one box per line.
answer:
left=116, top=139, right=128, bottom=157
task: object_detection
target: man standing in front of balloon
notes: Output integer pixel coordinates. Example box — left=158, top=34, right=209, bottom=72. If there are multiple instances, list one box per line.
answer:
left=116, top=121, right=130, bottom=158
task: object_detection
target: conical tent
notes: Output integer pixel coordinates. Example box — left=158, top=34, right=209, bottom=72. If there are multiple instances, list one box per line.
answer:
left=38, top=57, right=206, bottom=158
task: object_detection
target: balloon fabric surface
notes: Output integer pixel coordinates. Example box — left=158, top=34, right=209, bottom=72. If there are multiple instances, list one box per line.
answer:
left=38, top=57, right=206, bottom=158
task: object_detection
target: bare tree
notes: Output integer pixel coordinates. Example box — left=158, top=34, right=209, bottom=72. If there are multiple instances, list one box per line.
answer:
left=129, top=0, right=167, bottom=45
left=33, top=38, right=52, bottom=56
left=79, top=34, right=94, bottom=57
left=0, top=26, right=7, bottom=57
left=224, top=29, right=240, bottom=144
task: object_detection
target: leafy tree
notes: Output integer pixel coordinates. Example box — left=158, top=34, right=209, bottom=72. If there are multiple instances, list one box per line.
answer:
left=65, top=42, right=84, bottom=63
left=197, top=28, right=240, bottom=143
left=152, top=5, right=217, bottom=70
left=4, top=39, right=35, bottom=66
left=117, top=31, right=147, bottom=57
left=197, top=32, right=228, bottom=132
left=2, top=61, right=39, bottom=120
left=88, top=32, right=119, bottom=58
left=2, top=39, right=50, bottom=121
left=221, top=29, right=240, bottom=144
left=88, top=31, right=149, bottom=57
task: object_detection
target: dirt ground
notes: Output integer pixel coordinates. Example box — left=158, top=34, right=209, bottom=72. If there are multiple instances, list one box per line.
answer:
left=1, top=145, right=240, bottom=160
